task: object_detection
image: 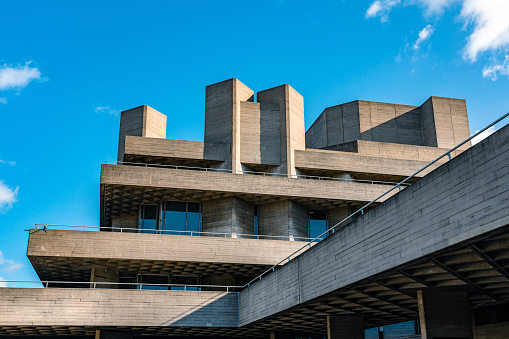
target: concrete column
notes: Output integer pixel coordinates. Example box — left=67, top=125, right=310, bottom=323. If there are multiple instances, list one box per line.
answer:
left=202, top=197, right=255, bottom=236
left=258, top=199, right=308, bottom=240
left=417, top=290, right=473, bottom=339
left=96, top=329, right=133, bottom=339
left=257, top=84, right=305, bottom=176
left=117, top=105, right=167, bottom=162
left=327, top=315, right=364, bottom=339
left=204, top=78, right=255, bottom=172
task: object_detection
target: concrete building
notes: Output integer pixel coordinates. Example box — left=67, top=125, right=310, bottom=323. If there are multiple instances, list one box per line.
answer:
left=1, top=78, right=509, bottom=339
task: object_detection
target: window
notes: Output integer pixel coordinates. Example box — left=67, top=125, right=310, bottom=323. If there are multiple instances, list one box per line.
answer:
left=308, top=210, right=328, bottom=239
left=160, top=201, right=202, bottom=235
left=138, top=202, right=202, bottom=235
left=139, top=205, right=158, bottom=234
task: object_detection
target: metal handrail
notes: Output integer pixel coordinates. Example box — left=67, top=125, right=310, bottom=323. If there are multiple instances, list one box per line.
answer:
left=105, top=160, right=411, bottom=186
left=31, top=224, right=317, bottom=242
left=0, top=280, right=242, bottom=292
left=242, top=112, right=509, bottom=288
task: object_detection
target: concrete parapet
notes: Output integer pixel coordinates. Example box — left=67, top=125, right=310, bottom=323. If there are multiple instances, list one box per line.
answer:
left=0, top=288, right=238, bottom=327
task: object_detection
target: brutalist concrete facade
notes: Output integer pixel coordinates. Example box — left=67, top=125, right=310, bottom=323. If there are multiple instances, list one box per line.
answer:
left=2, top=78, right=509, bottom=339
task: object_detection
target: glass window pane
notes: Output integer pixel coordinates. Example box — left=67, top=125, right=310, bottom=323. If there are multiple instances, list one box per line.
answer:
left=163, top=201, right=186, bottom=234
left=309, top=210, right=328, bottom=239
left=188, top=202, right=200, bottom=213
left=187, top=211, right=200, bottom=234
left=140, top=205, right=157, bottom=234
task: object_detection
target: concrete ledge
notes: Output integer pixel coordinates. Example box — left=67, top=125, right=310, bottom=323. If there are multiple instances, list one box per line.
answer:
left=27, top=229, right=306, bottom=266
left=0, top=288, right=238, bottom=327
left=124, top=136, right=227, bottom=162
left=295, top=149, right=441, bottom=178
left=100, top=164, right=398, bottom=203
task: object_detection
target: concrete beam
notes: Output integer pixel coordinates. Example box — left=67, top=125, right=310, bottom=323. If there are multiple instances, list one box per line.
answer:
left=27, top=229, right=309, bottom=267
left=0, top=288, right=238, bottom=327
left=100, top=164, right=398, bottom=203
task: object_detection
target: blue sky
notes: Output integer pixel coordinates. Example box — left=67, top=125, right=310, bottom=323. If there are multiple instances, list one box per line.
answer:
left=1, top=0, right=508, bottom=285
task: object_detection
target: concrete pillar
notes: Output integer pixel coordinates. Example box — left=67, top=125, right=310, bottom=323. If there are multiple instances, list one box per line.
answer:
left=117, top=105, right=167, bottom=162
left=258, top=199, right=308, bottom=240
left=327, top=315, right=364, bottom=339
left=204, top=78, right=255, bottom=172
left=417, top=290, right=473, bottom=339
left=420, top=97, right=471, bottom=150
left=257, top=84, right=305, bottom=176
left=202, top=197, right=255, bottom=236
left=95, top=329, right=133, bottom=339
left=111, top=213, right=137, bottom=232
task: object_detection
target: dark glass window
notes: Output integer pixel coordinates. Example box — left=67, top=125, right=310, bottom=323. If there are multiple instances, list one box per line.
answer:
left=309, top=210, right=328, bottom=239
left=160, top=201, right=202, bottom=235
left=137, top=274, right=169, bottom=290
left=139, top=205, right=158, bottom=234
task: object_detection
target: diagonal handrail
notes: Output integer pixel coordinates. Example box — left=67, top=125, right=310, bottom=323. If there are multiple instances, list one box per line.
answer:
left=242, top=112, right=509, bottom=288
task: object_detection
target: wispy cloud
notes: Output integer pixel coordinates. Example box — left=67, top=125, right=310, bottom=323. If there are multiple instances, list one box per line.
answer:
left=0, top=277, right=6, bottom=287
left=472, top=126, right=496, bottom=145
left=365, top=0, right=401, bottom=23
left=414, top=24, right=435, bottom=49
left=365, top=0, right=509, bottom=79
left=0, top=181, right=19, bottom=213
left=0, top=97, right=6, bottom=104
left=0, top=159, right=16, bottom=166
left=0, top=62, right=41, bottom=91
left=95, top=106, right=120, bottom=117
left=482, top=55, right=509, bottom=80
left=0, top=251, right=24, bottom=273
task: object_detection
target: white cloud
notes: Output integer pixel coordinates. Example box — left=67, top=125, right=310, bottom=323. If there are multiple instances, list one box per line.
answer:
left=0, top=97, right=6, bottom=104
left=0, top=181, right=18, bottom=213
left=414, top=24, right=435, bottom=49
left=0, top=62, right=41, bottom=91
left=461, top=0, right=509, bottom=61
left=365, top=0, right=401, bottom=23
left=413, top=0, right=457, bottom=16
left=0, top=277, right=6, bottom=287
left=95, top=106, right=120, bottom=117
left=0, top=159, right=16, bottom=166
left=482, top=55, right=509, bottom=80
left=472, top=126, right=496, bottom=145
left=0, top=251, right=24, bottom=273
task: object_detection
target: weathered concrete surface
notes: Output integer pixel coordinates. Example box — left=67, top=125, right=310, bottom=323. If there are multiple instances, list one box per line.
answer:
left=306, top=97, right=471, bottom=150
left=117, top=105, right=166, bottom=162
left=204, top=78, right=254, bottom=172
left=322, top=140, right=461, bottom=162
left=123, top=136, right=227, bottom=162
left=258, top=84, right=305, bottom=176
left=27, top=229, right=308, bottom=266
left=202, top=197, right=255, bottom=235
left=239, top=123, right=509, bottom=326
left=294, top=149, right=441, bottom=178
left=0, top=288, right=238, bottom=327
left=100, top=164, right=398, bottom=203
